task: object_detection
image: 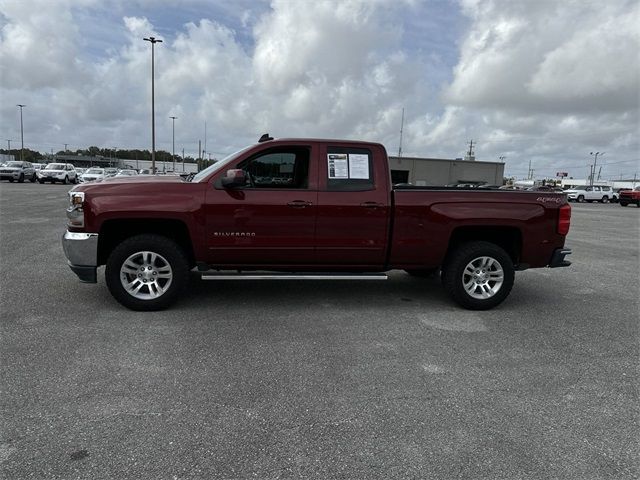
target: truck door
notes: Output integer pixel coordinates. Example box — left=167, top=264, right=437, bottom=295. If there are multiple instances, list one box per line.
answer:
left=204, top=144, right=318, bottom=266
left=315, top=144, right=390, bottom=267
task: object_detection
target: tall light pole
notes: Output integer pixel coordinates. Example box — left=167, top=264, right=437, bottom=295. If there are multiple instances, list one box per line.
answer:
left=169, top=116, right=177, bottom=172
left=6, top=139, right=11, bottom=154
left=590, top=152, right=604, bottom=186
left=17, top=104, right=25, bottom=162
left=143, top=36, right=162, bottom=173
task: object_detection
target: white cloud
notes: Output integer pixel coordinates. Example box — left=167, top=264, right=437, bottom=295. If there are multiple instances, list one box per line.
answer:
left=0, top=0, right=638, bottom=179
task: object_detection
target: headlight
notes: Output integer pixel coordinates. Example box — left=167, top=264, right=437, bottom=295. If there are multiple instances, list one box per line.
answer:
left=67, top=191, right=85, bottom=228
left=69, top=191, right=85, bottom=207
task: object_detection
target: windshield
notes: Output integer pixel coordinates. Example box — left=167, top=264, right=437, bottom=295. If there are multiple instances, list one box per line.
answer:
left=570, top=186, right=587, bottom=190
left=191, top=145, right=254, bottom=183
left=85, top=169, right=103, bottom=174
left=7, top=162, right=23, bottom=167
left=45, top=163, right=66, bottom=170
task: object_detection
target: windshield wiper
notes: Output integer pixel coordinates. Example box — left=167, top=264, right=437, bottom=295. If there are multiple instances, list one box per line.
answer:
left=185, top=172, right=195, bottom=182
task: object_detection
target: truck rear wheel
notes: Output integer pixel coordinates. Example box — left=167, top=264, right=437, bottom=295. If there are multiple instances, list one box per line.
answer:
left=105, top=234, right=189, bottom=311
left=441, top=241, right=515, bottom=310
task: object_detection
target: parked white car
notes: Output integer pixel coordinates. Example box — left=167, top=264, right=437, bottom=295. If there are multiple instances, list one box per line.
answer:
left=565, top=185, right=615, bottom=203
left=80, top=168, right=105, bottom=183
left=37, top=163, right=78, bottom=184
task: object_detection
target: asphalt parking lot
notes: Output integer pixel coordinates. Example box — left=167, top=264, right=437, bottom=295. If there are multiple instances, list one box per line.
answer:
left=1, top=182, right=638, bottom=479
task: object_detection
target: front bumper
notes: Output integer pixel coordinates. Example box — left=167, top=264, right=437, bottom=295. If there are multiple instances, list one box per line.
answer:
left=549, top=247, right=572, bottom=268
left=0, top=171, right=20, bottom=180
left=62, top=231, right=99, bottom=283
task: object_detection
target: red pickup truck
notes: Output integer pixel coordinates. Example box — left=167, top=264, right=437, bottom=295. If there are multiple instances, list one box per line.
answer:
left=619, top=187, right=640, bottom=207
left=62, top=136, right=571, bottom=311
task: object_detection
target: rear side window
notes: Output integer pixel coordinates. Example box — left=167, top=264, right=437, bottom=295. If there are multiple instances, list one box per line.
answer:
left=326, top=147, right=374, bottom=191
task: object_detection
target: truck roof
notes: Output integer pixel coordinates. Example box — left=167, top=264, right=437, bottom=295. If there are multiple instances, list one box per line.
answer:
left=260, top=137, right=386, bottom=149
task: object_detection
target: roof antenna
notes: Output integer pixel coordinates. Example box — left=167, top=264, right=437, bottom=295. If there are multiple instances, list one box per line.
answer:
left=398, top=107, right=404, bottom=158
left=259, top=133, right=273, bottom=143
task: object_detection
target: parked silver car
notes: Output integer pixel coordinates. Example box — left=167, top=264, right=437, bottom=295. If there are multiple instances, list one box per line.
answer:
left=79, top=168, right=105, bottom=183
left=0, top=161, right=37, bottom=183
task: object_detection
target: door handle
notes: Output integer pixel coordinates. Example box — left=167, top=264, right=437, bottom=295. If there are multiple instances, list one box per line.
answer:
left=287, top=200, right=313, bottom=208
left=360, top=202, right=383, bottom=208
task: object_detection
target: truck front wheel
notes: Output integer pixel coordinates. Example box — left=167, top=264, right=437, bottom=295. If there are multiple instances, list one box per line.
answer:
left=441, top=241, right=515, bottom=310
left=105, top=234, right=189, bottom=311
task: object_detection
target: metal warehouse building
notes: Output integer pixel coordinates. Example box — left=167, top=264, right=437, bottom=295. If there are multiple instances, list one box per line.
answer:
left=388, top=156, right=505, bottom=186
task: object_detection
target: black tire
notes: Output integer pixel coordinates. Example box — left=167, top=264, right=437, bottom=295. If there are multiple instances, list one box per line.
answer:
left=405, top=268, right=438, bottom=278
left=620, top=202, right=628, bottom=207
left=8, top=178, right=14, bottom=183
left=30, top=173, right=36, bottom=183
left=105, top=234, right=189, bottom=311
left=63, top=176, right=69, bottom=185
left=18, top=173, right=24, bottom=183
left=38, top=179, right=45, bottom=184
left=441, top=241, right=515, bottom=310
left=601, top=196, right=609, bottom=203
left=577, top=195, right=585, bottom=203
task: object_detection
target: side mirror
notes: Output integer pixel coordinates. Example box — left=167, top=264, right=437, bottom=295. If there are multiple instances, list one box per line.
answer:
left=221, top=169, right=247, bottom=188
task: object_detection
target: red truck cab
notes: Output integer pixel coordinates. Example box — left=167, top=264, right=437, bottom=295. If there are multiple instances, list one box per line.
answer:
left=63, top=136, right=571, bottom=311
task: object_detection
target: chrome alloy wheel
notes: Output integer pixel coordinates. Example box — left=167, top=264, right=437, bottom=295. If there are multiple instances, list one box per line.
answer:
left=120, top=251, right=173, bottom=300
left=462, top=256, right=504, bottom=299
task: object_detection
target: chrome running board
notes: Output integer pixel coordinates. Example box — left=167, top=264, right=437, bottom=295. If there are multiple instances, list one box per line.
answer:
left=200, top=272, right=388, bottom=281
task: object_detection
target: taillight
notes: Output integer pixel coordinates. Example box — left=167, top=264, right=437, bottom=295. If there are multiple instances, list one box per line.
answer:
left=557, top=204, right=571, bottom=235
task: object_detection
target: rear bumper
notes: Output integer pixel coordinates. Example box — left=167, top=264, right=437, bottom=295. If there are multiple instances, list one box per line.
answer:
left=549, top=247, right=572, bottom=268
left=62, top=231, right=99, bottom=283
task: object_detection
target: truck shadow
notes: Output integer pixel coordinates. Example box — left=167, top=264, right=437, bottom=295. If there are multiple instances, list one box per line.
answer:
left=178, top=271, right=451, bottom=312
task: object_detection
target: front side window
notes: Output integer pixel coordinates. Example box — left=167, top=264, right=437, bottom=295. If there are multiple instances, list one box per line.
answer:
left=239, top=147, right=310, bottom=189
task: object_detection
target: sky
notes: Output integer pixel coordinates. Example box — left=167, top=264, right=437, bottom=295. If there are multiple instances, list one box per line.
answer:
left=0, top=0, right=638, bottom=180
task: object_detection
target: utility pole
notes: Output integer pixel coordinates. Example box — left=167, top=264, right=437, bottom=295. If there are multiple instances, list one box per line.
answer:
left=198, top=140, right=202, bottom=171
left=17, top=104, right=25, bottom=162
left=465, top=140, right=475, bottom=161
left=143, top=36, right=163, bottom=173
left=398, top=107, right=404, bottom=158
left=182, top=147, right=185, bottom=172
left=528, top=159, right=532, bottom=180
left=64, top=143, right=68, bottom=152
left=6, top=139, right=10, bottom=153
left=204, top=121, right=207, bottom=160
left=170, top=116, right=177, bottom=172
left=589, top=152, right=603, bottom=186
